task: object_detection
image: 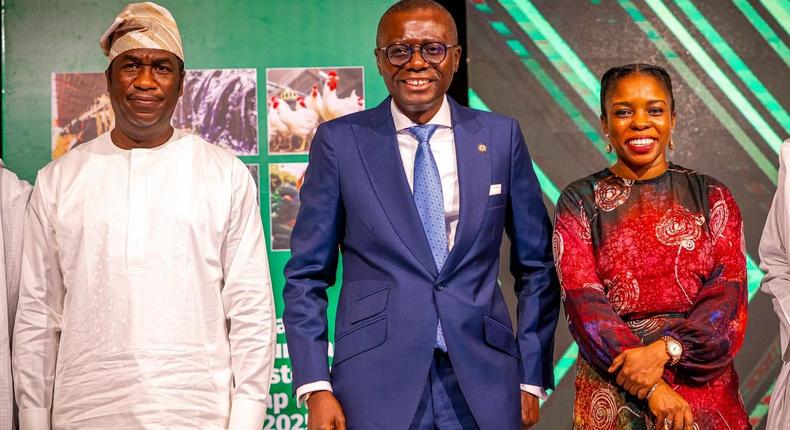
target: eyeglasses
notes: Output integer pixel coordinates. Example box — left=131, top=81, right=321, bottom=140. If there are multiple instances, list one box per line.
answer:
left=376, top=42, right=458, bottom=66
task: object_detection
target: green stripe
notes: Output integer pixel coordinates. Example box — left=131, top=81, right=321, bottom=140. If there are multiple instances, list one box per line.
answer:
left=619, top=0, right=777, bottom=185
left=747, top=255, right=765, bottom=301
left=490, top=21, right=513, bottom=36
left=475, top=2, right=495, bottom=14
left=468, top=88, right=561, bottom=203
left=675, top=0, right=790, bottom=135
left=760, top=0, right=790, bottom=36
left=504, top=38, right=612, bottom=162
left=733, top=0, right=790, bottom=68
left=531, top=162, right=561, bottom=204
left=646, top=0, right=784, bottom=152
left=498, top=0, right=601, bottom=114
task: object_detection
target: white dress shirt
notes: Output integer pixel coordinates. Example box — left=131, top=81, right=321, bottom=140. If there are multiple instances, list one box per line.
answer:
left=13, top=130, right=276, bottom=430
left=0, top=161, right=31, bottom=430
left=759, top=139, right=790, bottom=429
left=297, top=97, right=547, bottom=404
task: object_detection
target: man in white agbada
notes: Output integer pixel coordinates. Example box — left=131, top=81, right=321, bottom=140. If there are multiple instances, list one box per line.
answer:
left=0, top=162, right=31, bottom=430
left=12, top=3, right=276, bottom=429
left=759, top=138, right=790, bottom=430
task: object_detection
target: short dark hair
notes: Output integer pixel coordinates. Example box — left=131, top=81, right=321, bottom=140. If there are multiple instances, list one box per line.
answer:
left=599, top=63, right=674, bottom=118
left=376, top=0, right=458, bottom=46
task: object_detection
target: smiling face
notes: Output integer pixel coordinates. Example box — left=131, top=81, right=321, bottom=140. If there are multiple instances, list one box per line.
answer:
left=601, top=73, right=676, bottom=179
left=375, top=8, right=460, bottom=124
left=106, top=48, right=184, bottom=146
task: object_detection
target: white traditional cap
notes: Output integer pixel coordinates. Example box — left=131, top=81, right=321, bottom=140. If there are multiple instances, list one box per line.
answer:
left=99, top=2, right=184, bottom=62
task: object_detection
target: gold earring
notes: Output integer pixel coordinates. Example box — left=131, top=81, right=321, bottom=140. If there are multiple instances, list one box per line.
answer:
left=605, top=144, right=612, bottom=153
left=668, top=138, right=675, bottom=151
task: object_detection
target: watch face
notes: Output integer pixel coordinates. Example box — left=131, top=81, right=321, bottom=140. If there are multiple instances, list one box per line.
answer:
left=668, top=341, right=682, bottom=356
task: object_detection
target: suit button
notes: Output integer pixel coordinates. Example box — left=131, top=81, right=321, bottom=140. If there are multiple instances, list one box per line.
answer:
left=434, top=283, right=445, bottom=291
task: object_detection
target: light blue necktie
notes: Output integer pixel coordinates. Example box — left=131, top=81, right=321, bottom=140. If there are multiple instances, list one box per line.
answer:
left=408, top=124, right=448, bottom=352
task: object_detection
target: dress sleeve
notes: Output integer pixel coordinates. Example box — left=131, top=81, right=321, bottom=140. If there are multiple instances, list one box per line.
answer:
left=662, top=183, right=748, bottom=383
left=554, top=187, right=643, bottom=375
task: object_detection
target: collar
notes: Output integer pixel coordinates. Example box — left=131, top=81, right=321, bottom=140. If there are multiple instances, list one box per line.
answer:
left=390, top=95, right=452, bottom=132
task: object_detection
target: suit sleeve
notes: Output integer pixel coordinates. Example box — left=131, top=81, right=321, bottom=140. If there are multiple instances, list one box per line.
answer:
left=283, top=123, right=345, bottom=393
left=506, top=119, right=561, bottom=390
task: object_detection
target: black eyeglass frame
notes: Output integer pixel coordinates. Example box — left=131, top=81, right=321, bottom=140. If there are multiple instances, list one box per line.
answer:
left=375, top=42, right=460, bottom=66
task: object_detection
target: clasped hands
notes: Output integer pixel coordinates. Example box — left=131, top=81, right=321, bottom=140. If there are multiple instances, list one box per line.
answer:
left=608, top=340, right=694, bottom=430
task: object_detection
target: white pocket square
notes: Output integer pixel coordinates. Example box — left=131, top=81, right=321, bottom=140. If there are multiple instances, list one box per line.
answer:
left=489, top=184, right=502, bottom=196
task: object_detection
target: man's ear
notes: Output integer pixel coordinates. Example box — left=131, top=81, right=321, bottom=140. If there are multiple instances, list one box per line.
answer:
left=105, top=65, right=112, bottom=91
left=178, top=71, right=185, bottom=97
left=452, top=46, right=462, bottom=73
left=374, top=50, right=384, bottom=77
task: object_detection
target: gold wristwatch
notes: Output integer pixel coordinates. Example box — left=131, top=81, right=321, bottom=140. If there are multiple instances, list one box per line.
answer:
left=662, top=336, right=683, bottom=366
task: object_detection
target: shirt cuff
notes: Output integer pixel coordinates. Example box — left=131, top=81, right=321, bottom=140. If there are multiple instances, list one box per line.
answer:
left=520, top=384, right=548, bottom=401
left=296, top=380, right=333, bottom=408
left=228, top=398, right=267, bottom=430
left=19, top=408, right=50, bottom=430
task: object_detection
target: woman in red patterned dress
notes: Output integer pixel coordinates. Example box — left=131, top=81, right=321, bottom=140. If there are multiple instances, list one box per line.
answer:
left=554, top=64, right=750, bottom=430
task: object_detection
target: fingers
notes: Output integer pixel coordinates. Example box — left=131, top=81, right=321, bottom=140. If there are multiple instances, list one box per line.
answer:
left=655, top=411, right=667, bottom=430
left=675, top=409, right=688, bottom=430
left=608, top=353, right=625, bottom=373
left=637, top=385, right=650, bottom=400
left=521, top=393, right=539, bottom=429
left=616, top=371, right=626, bottom=386
left=334, top=414, right=347, bottom=430
left=683, top=406, right=694, bottom=430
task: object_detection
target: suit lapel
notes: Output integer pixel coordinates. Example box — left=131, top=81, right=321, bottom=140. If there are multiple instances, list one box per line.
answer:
left=353, top=99, right=439, bottom=277
left=438, top=99, right=490, bottom=282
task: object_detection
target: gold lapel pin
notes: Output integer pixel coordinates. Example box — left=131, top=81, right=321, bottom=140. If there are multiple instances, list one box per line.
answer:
left=477, top=144, right=488, bottom=154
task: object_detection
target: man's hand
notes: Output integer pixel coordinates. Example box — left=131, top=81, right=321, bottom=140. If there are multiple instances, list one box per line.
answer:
left=306, top=391, right=346, bottom=430
left=647, top=381, right=694, bottom=430
left=608, top=340, right=670, bottom=398
left=521, top=391, right=539, bottom=429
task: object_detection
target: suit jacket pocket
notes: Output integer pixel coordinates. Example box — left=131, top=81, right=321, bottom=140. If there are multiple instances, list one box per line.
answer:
left=349, top=282, right=390, bottom=324
left=333, top=316, right=387, bottom=367
left=488, top=193, right=507, bottom=209
left=484, top=315, right=519, bottom=358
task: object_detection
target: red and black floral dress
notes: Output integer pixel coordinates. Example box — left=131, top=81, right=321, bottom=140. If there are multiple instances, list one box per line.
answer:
left=554, top=164, right=750, bottom=429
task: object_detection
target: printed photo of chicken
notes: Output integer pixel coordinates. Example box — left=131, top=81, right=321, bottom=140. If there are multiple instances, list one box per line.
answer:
left=266, top=67, right=365, bottom=155
left=51, top=69, right=259, bottom=158
left=269, top=162, right=308, bottom=251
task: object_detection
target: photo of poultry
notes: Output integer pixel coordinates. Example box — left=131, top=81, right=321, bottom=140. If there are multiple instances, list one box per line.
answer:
left=266, top=67, right=364, bottom=155
left=268, top=162, right=308, bottom=251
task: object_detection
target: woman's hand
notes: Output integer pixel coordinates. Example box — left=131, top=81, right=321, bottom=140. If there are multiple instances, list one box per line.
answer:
left=647, top=381, right=694, bottom=430
left=608, top=340, right=670, bottom=398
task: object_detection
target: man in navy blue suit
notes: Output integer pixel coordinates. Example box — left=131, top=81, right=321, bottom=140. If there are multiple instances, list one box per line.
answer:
left=283, top=1, right=559, bottom=428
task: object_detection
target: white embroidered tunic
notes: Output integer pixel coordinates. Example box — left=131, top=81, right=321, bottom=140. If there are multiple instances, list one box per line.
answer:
left=0, top=162, right=31, bottom=430
left=759, top=139, right=790, bottom=430
left=13, top=130, right=275, bottom=430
